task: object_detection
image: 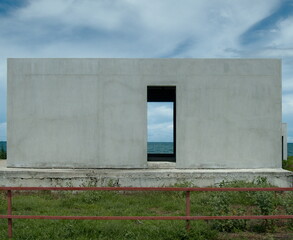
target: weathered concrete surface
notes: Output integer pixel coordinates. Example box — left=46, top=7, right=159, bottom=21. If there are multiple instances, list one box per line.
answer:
left=0, top=161, right=292, bottom=187
left=8, top=58, right=282, bottom=168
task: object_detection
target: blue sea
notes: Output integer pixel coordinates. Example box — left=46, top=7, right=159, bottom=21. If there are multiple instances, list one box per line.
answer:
left=0, top=141, right=6, bottom=151
left=1, top=141, right=293, bottom=156
left=288, top=143, right=293, bottom=156
left=148, top=143, right=293, bottom=155
left=147, top=142, right=173, bottom=154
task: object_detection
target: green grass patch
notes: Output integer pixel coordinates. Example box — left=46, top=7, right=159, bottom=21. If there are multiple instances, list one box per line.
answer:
left=283, top=156, right=293, bottom=171
left=0, top=149, right=6, bottom=159
left=0, top=178, right=292, bottom=239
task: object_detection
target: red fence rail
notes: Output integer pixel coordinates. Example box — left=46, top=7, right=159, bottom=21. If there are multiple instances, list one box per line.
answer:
left=0, top=186, right=292, bottom=238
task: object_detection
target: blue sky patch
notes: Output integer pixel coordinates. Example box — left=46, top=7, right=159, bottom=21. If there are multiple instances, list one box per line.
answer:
left=0, top=0, right=27, bottom=16
left=240, top=0, right=293, bottom=46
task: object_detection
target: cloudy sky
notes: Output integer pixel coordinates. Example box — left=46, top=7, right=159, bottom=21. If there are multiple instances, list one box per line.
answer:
left=0, top=0, right=293, bottom=142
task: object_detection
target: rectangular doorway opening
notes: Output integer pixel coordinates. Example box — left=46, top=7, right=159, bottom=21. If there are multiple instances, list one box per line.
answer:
left=147, top=86, right=176, bottom=162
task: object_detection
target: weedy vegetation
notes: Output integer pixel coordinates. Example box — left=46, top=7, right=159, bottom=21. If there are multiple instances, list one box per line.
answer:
left=0, top=148, right=6, bottom=159
left=0, top=178, right=292, bottom=240
left=283, top=155, right=293, bottom=171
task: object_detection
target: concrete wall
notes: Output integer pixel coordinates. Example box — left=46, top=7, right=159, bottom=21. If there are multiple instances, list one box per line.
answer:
left=7, top=58, right=282, bottom=168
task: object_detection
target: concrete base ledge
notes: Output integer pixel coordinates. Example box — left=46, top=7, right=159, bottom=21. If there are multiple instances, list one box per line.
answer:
left=0, top=161, right=292, bottom=187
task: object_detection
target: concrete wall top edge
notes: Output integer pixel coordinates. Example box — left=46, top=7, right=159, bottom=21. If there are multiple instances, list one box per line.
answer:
left=7, top=58, right=281, bottom=60
left=8, top=58, right=281, bottom=77
left=7, top=58, right=282, bottom=66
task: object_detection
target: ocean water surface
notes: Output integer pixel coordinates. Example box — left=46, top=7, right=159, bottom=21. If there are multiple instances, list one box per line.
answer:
left=146, top=142, right=293, bottom=156
left=147, top=142, right=173, bottom=154
left=0, top=142, right=293, bottom=156
left=0, top=141, right=6, bottom=151
left=288, top=143, right=293, bottom=156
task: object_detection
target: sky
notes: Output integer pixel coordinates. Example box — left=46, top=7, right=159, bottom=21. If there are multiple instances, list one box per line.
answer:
left=148, top=102, right=173, bottom=142
left=0, top=0, right=293, bottom=142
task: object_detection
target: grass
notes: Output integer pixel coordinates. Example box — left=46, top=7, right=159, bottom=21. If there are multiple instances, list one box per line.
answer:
left=283, top=156, right=293, bottom=171
left=0, top=149, right=6, bottom=159
left=0, top=179, right=292, bottom=240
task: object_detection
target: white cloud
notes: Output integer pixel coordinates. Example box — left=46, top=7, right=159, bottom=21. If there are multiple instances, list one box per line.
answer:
left=0, top=0, right=280, bottom=58
left=0, top=0, right=293, bottom=141
left=148, top=122, right=173, bottom=132
left=283, top=93, right=293, bottom=115
left=148, top=122, right=173, bottom=142
left=148, top=102, right=173, bottom=142
left=283, top=78, right=293, bottom=92
left=0, top=122, right=6, bottom=141
left=272, top=16, right=293, bottom=49
left=148, top=103, right=173, bottom=124
left=16, top=0, right=133, bottom=31
left=0, top=59, right=7, bottom=124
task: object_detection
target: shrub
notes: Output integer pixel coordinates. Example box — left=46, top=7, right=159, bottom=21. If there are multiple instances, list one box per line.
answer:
left=281, top=191, right=293, bottom=229
left=209, top=191, right=247, bottom=232
left=0, top=148, right=6, bottom=159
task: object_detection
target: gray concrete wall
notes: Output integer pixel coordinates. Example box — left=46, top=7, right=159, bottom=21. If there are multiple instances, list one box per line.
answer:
left=7, top=58, right=282, bottom=168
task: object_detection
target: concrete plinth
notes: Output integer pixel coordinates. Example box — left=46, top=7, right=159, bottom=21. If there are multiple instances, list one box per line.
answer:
left=0, top=161, right=292, bottom=188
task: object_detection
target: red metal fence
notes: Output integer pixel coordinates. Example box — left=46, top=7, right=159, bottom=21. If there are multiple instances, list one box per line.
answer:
left=0, top=186, right=293, bottom=238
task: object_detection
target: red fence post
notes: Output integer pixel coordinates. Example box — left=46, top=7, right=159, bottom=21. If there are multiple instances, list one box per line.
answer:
left=7, top=190, right=12, bottom=238
left=186, top=191, right=191, bottom=231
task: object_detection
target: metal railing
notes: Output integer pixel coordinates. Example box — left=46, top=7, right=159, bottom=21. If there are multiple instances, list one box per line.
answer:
left=0, top=186, right=293, bottom=238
